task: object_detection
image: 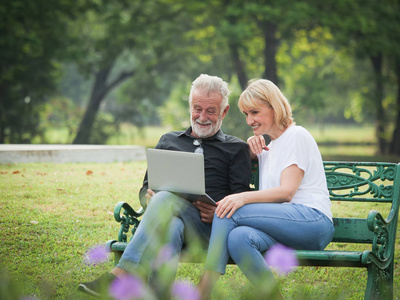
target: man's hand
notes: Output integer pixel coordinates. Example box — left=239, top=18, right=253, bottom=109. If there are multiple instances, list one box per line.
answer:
left=193, top=201, right=217, bottom=223
left=145, top=189, right=156, bottom=205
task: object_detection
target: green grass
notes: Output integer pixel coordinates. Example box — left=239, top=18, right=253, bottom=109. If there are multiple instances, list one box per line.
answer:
left=0, top=162, right=146, bottom=299
left=1, top=162, right=399, bottom=299
left=2, top=123, right=399, bottom=299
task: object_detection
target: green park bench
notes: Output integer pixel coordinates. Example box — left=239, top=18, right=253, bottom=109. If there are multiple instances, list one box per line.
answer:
left=106, top=161, right=400, bottom=299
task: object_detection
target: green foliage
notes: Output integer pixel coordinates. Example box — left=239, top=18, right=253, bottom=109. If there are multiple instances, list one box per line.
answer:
left=278, top=27, right=366, bottom=125
left=39, top=97, right=84, bottom=143
left=0, top=0, right=91, bottom=143
left=316, top=0, right=400, bottom=152
left=1, top=0, right=399, bottom=151
left=158, top=81, right=191, bottom=131
left=221, top=83, right=253, bottom=141
left=89, top=112, right=120, bottom=144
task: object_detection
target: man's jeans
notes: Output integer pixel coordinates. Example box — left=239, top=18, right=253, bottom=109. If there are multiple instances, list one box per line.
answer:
left=117, top=191, right=211, bottom=275
left=205, top=203, right=334, bottom=284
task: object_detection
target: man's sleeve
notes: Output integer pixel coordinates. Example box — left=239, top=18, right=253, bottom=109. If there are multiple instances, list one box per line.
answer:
left=229, top=143, right=252, bottom=194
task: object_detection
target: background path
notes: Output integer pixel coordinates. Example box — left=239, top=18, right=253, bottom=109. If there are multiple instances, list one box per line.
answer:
left=0, top=144, right=146, bottom=163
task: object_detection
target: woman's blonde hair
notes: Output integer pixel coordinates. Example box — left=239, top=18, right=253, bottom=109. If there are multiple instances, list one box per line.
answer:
left=238, top=79, right=294, bottom=130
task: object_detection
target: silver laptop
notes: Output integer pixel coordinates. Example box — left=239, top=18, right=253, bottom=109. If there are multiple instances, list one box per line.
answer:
left=146, top=148, right=217, bottom=206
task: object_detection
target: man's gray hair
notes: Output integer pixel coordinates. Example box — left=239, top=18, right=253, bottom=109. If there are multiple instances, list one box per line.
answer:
left=189, top=74, right=231, bottom=111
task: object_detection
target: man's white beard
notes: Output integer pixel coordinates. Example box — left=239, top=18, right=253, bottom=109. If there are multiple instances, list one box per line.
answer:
left=191, top=116, right=222, bottom=138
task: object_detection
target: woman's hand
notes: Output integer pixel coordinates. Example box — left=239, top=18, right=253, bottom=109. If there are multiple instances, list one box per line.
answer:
left=145, top=189, right=155, bottom=205
left=216, top=193, right=248, bottom=219
left=247, top=135, right=269, bottom=157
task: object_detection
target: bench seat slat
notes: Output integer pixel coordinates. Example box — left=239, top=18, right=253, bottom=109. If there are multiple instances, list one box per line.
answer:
left=296, top=250, right=364, bottom=267
left=109, top=241, right=366, bottom=268
left=332, top=218, right=373, bottom=243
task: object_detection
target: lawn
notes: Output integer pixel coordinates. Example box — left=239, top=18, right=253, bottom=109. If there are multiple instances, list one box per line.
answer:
left=1, top=123, right=399, bottom=299
left=1, top=161, right=399, bottom=299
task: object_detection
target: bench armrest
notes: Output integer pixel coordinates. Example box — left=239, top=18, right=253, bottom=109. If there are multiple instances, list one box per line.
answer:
left=113, top=201, right=145, bottom=243
left=362, top=209, right=394, bottom=268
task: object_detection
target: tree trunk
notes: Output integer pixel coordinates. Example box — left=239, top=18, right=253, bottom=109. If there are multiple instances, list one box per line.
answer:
left=370, top=53, right=387, bottom=155
left=389, top=57, right=400, bottom=155
left=261, top=21, right=279, bottom=85
left=73, top=66, right=112, bottom=144
left=0, top=122, right=4, bottom=143
left=73, top=63, right=134, bottom=144
left=0, top=109, right=4, bottom=144
left=223, top=0, right=248, bottom=90
left=0, top=85, right=6, bottom=143
left=229, top=42, right=248, bottom=90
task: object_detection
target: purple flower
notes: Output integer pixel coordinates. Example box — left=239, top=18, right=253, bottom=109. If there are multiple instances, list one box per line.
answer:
left=84, top=244, right=110, bottom=265
left=153, top=244, right=174, bottom=269
left=171, top=281, right=200, bottom=300
left=109, top=274, right=146, bottom=300
left=264, top=244, right=299, bottom=275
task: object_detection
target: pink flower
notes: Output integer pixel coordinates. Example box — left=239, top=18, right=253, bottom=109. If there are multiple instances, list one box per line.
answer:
left=264, top=244, right=298, bottom=275
left=171, top=281, right=200, bottom=300
left=109, top=274, right=146, bottom=300
left=84, top=244, right=110, bottom=265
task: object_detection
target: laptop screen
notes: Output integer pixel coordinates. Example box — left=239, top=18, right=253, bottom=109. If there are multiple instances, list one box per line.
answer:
left=146, top=148, right=206, bottom=195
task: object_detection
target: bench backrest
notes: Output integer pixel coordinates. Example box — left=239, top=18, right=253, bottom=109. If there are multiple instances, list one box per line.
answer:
left=251, top=161, right=400, bottom=244
left=326, top=162, right=400, bottom=244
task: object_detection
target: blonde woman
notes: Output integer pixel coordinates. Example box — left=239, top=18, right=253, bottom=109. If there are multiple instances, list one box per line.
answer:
left=198, top=79, right=334, bottom=298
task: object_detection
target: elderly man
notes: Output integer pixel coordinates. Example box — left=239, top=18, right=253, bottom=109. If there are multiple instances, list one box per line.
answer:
left=78, top=74, right=252, bottom=297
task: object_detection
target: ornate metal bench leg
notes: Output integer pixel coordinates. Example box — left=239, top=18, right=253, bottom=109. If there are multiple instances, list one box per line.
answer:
left=365, top=264, right=393, bottom=300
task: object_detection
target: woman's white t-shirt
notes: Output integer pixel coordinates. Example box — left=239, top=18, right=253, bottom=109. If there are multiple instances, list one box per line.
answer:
left=257, top=125, right=333, bottom=221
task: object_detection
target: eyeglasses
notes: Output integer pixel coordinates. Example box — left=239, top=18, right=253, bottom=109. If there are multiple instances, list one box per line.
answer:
left=193, top=139, right=204, bottom=154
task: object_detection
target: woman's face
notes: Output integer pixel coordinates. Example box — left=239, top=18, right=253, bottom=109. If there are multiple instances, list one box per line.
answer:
left=242, top=98, right=277, bottom=137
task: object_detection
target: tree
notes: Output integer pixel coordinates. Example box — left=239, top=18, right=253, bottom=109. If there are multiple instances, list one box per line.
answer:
left=71, top=0, right=196, bottom=144
left=191, top=0, right=321, bottom=89
left=318, top=0, right=400, bottom=154
left=157, top=0, right=362, bottom=137
left=0, top=0, right=91, bottom=143
left=389, top=56, right=400, bottom=154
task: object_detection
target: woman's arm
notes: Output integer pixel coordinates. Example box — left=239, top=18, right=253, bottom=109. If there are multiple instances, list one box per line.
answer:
left=216, top=164, right=304, bottom=219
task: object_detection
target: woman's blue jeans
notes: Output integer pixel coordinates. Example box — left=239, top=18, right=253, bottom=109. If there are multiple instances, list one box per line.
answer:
left=204, top=203, right=334, bottom=284
left=117, top=191, right=211, bottom=275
